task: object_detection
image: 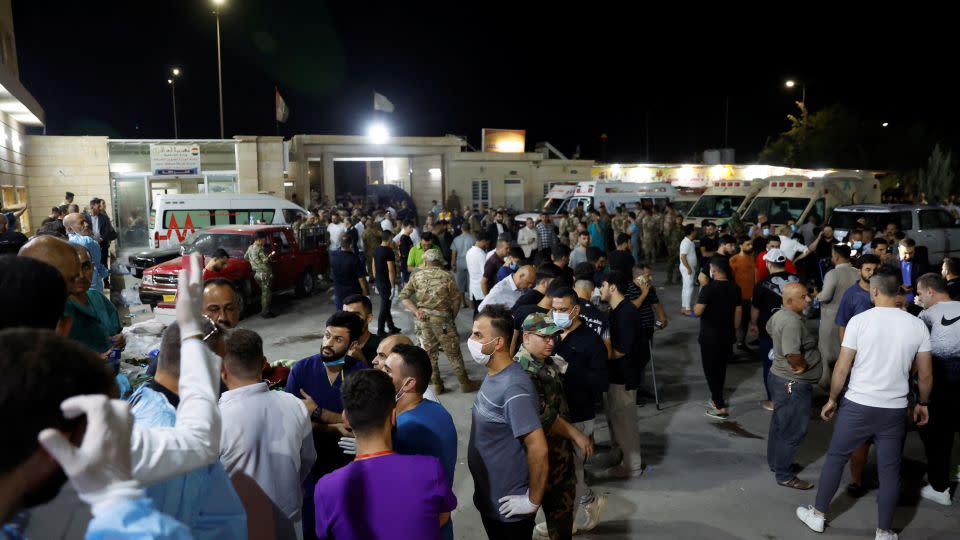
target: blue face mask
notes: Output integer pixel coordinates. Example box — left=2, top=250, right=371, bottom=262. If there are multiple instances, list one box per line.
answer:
left=551, top=311, right=572, bottom=329
left=510, top=262, right=518, bottom=270
left=852, top=241, right=863, bottom=250
left=762, top=228, right=770, bottom=236
left=323, top=358, right=346, bottom=367
left=790, top=224, right=798, bottom=233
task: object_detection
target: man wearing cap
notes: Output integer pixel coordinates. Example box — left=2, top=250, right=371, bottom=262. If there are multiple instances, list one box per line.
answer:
left=516, top=313, right=594, bottom=540
left=400, top=248, right=481, bottom=394
left=750, top=248, right=800, bottom=411
left=756, top=236, right=798, bottom=282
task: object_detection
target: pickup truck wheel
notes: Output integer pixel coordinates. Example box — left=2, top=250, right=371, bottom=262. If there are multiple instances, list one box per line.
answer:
left=295, top=269, right=317, bottom=298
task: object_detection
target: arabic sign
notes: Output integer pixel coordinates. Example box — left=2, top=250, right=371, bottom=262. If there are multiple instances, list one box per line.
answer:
left=150, top=144, right=201, bottom=176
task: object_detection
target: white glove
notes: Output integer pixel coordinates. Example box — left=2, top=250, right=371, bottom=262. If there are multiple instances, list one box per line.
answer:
left=338, top=436, right=357, bottom=455
left=177, top=252, right=205, bottom=340
left=38, top=395, right=143, bottom=516
left=498, top=490, right=540, bottom=518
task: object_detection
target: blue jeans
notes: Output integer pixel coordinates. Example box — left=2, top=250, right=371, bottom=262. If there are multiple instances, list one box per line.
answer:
left=767, top=373, right=812, bottom=482
left=757, top=335, right=773, bottom=400
left=814, top=399, right=905, bottom=530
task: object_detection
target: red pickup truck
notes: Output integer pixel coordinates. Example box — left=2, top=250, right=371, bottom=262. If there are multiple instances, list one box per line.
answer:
left=140, top=225, right=328, bottom=315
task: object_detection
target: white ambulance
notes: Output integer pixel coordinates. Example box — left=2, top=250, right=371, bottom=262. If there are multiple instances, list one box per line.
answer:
left=683, top=178, right=769, bottom=228
left=740, top=171, right=881, bottom=228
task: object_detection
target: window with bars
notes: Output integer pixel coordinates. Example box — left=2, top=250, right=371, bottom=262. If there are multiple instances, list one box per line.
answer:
left=471, top=179, right=490, bottom=208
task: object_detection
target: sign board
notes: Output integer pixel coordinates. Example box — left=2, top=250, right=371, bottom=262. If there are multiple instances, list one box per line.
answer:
left=481, top=129, right=526, bottom=153
left=150, top=144, right=201, bottom=176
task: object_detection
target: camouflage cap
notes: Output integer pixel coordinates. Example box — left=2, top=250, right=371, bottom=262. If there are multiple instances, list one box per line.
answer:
left=522, top=313, right=562, bottom=335
left=423, top=248, right=445, bottom=265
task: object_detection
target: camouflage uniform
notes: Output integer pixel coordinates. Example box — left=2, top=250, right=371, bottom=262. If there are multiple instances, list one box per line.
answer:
left=515, top=343, right=576, bottom=540
left=558, top=215, right=578, bottom=247
left=665, top=224, right=685, bottom=285
left=641, top=213, right=661, bottom=266
left=362, top=222, right=382, bottom=277
left=398, top=259, right=476, bottom=392
left=244, top=242, right=273, bottom=314
left=727, top=210, right=747, bottom=239
left=611, top=211, right=628, bottom=239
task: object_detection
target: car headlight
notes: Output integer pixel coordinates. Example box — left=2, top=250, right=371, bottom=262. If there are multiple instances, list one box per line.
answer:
left=142, top=275, right=154, bottom=285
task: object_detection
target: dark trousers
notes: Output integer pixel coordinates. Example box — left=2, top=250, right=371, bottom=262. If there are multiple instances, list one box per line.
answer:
left=700, top=340, right=733, bottom=409
left=376, top=281, right=397, bottom=334
left=814, top=398, right=905, bottom=530
left=472, top=295, right=482, bottom=317
left=757, top=335, right=774, bottom=400
left=480, top=515, right=535, bottom=540
left=767, top=373, right=813, bottom=482
left=919, top=377, right=960, bottom=492
left=737, top=299, right=752, bottom=344
left=333, top=285, right=361, bottom=311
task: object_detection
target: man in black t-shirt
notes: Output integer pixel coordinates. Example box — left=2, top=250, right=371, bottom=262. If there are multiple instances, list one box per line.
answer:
left=597, top=270, right=643, bottom=479
left=695, top=257, right=743, bottom=419
left=551, top=286, right=609, bottom=527
left=750, top=249, right=800, bottom=410
left=608, top=233, right=636, bottom=275
left=698, top=234, right=738, bottom=285
left=373, top=230, right=401, bottom=336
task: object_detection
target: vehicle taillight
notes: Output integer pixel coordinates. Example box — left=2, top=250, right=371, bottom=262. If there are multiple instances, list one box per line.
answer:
left=154, top=231, right=160, bottom=249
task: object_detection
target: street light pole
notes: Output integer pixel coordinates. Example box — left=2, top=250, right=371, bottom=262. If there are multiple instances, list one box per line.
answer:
left=168, top=68, right=181, bottom=139
left=213, top=0, right=225, bottom=139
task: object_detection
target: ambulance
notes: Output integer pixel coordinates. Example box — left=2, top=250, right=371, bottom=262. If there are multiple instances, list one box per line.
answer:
left=683, top=178, right=769, bottom=228
left=517, top=181, right=679, bottom=225
left=740, top=171, right=881, bottom=228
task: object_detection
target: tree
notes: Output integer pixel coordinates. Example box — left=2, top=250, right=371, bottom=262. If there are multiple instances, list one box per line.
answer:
left=759, top=103, right=869, bottom=168
left=917, top=144, right=957, bottom=203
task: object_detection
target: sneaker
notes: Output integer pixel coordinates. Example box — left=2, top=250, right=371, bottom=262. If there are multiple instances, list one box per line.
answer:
left=705, top=409, right=729, bottom=420
left=796, top=505, right=825, bottom=533
left=920, top=484, right=952, bottom=506
left=875, top=530, right=898, bottom=540
left=595, top=464, right=641, bottom=480
left=578, top=493, right=608, bottom=532
left=533, top=520, right=578, bottom=539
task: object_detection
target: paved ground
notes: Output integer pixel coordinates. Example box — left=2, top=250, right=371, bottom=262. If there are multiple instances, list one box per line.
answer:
left=27, top=262, right=959, bottom=539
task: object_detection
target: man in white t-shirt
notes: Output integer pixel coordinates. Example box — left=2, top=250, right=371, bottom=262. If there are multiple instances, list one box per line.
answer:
left=380, top=214, right=395, bottom=233
left=466, top=232, right=491, bottom=316
left=797, top=271, right=933, bottom=540
left=678, top=224, right=699, bottom=315
left=327, top=213, right=347, bottom=251
left=914, top=273, right=960, bottom=506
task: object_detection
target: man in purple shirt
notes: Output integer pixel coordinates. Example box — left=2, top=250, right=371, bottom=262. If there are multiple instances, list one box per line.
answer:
left=314, top=369, right=457, bottom=540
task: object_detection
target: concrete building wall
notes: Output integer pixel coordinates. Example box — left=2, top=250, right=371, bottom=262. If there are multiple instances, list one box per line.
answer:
left=25, top=136, right=110, bottom=232
left=409, top=155, right=442, bottom=219
left=256, top=137, right=285, bottom=196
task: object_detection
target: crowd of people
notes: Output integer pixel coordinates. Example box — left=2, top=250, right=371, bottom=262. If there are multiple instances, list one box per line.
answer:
left=0, top=189, right=958, bottom=540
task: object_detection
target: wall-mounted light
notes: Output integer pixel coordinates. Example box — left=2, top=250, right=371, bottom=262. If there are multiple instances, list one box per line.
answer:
left=283, top=181, right=294, bottom=187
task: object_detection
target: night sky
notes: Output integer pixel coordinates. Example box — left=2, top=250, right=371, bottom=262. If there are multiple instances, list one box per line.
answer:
left=11, top=2, right=956, bottom=165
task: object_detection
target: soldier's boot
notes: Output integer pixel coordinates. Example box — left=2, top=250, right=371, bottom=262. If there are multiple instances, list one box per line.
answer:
left=450, top=355, right=481, bottom=393
left=430, top=358, right=447, bottom=395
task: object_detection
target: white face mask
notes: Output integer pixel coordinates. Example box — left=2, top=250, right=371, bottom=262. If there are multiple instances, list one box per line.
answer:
left=395, top=377, right=412, bottom=402
left=552, top=311, right=572, bottom=329
left=467, top=337, right=497, bottom=365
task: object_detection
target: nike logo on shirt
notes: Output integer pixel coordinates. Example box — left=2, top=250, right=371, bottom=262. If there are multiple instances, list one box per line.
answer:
left=942, top=315, right=960, bottom=326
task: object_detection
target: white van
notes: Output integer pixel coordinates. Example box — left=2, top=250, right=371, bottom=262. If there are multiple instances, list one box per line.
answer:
left=514, top=183, right=577, bottom=225
left=151, top=194, right=308, bottom=249
left=564, top=181, right=678, bottom=214
left=683, top=178, right=769, bottom=228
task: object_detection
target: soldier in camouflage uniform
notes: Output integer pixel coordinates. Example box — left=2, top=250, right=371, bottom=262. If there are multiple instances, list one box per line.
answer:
left=557, top=211, right=577, bottom=247
left=664, top=213, right=686, bottom=285
left=610, top=206, right=628, bottom=239
left=518, top=313, right=592, bottom=540
left=727, top=208, right=748, bottom=239
left=641, top=208, right=661, bottom=266
left=244, top=231, right=276, bottom=318
left=398, top=249, right=481, bottom=394
left=362, top=218, right=383, bottom=277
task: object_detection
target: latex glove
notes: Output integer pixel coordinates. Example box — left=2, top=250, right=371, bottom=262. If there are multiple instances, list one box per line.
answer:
left=498, top=491, right=539, bottom=518
left=176, top=252, right=205, bottom=340
left=338, top=436, right=357, bottom=455
left=38, top=395, right=143, bottom=516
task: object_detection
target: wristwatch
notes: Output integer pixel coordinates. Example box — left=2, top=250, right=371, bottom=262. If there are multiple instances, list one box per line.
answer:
left=916, top=401, right=929, bottom=407
left=310, top=408, right=324, bottom=422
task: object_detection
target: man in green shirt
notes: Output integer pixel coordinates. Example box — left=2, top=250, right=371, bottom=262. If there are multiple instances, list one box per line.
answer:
left=407, top=231, right=443, bottom=271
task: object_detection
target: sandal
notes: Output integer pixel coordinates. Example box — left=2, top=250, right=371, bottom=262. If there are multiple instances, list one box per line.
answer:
left=779, top=477, right=815, bottom=490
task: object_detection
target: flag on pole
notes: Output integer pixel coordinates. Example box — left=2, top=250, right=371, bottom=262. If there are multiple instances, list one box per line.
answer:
left=373, top=91, right=394, bottom=113
left=275, top=87, right=290, bottom=123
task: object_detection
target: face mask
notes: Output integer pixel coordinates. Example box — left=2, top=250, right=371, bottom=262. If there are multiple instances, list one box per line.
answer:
left=791, top=224, right=798, bottom=233
left=510, top=262, right=518, bottom=270
left=552, top=311, right=572, bottom=329
left=468, top=337, right=497, bottom=365
left=322, top=347, right=347, bottom=367
left=852, top=241, right=863, bottom=250
left=762, top=228, right=770, bottom=236
left=395, top=377, right=412, bottom=402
